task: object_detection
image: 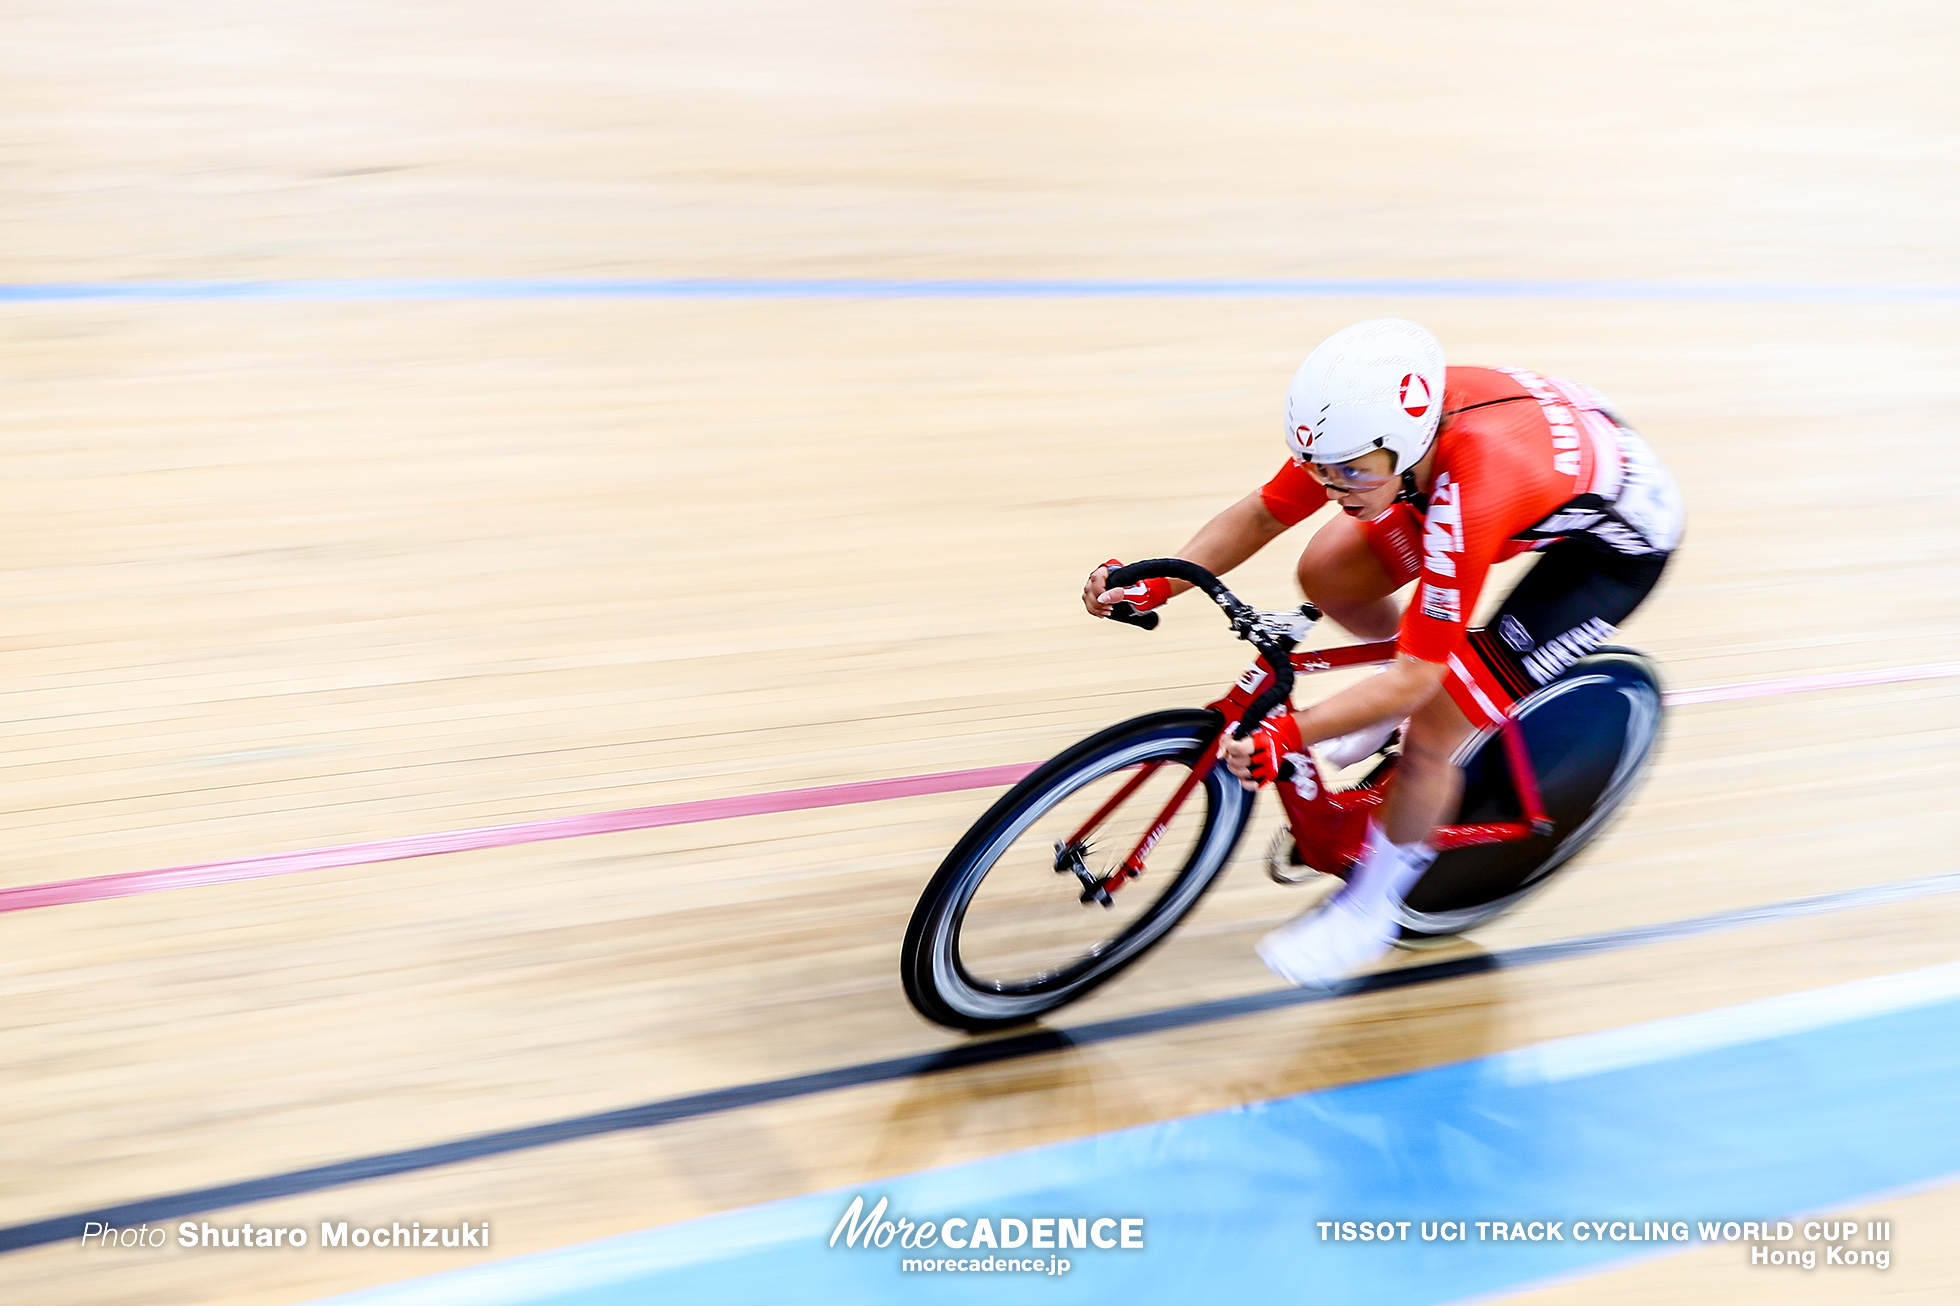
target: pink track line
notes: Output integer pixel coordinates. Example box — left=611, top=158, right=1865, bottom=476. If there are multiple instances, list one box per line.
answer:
left=2, top=660, right=1955, bottom=915
left=0, top=763, right=1037, bottom=914
left=1663, top=660, right=1960, bottom=706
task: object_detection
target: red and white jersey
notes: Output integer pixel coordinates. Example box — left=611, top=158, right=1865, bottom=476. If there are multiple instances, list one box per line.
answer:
left=1258, top=365, right=1684, bottom=668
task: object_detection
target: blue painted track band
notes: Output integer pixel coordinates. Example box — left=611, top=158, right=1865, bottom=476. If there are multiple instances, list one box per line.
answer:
left=308, top=963, right=1960, bottom=1304
left=2, top=869, right=1955, bottom=1256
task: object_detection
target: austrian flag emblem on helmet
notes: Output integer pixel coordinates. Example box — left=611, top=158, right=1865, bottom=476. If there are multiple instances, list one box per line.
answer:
left=1399, top=372, right=1431, bottom=419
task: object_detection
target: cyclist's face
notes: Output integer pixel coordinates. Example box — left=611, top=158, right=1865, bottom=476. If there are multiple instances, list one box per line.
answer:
left=1306, top=450, right=1399, bottom=517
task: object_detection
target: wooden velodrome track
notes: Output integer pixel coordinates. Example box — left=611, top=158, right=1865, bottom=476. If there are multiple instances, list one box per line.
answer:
left=2, top=1, right=1957, bottom=1302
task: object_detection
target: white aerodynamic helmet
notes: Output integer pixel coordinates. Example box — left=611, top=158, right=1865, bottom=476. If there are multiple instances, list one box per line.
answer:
left=1283, top=318, right=1446, bottom=474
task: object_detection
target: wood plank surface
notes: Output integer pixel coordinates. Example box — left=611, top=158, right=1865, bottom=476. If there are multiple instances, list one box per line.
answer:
left=1, top=2, right=1955, bottom=1303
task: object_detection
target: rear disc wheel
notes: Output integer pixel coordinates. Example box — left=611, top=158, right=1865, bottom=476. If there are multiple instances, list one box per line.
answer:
left=1395, top=648, right=1665, bottom=943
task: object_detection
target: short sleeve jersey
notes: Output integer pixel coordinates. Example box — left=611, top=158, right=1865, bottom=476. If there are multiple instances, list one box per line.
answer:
left=1257, top=366, right=1626, bottom=668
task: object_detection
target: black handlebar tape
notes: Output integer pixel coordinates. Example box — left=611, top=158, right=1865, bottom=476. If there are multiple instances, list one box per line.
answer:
left=1106, top=602, right=1160, bottom=631
left=1103, top=557, right=1227, bottom=599
left=1231, top=651, right=1296, bottom=740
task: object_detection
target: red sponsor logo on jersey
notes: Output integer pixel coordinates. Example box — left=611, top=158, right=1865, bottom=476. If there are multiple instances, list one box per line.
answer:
left=1399, top=373, right=1431, bottom=419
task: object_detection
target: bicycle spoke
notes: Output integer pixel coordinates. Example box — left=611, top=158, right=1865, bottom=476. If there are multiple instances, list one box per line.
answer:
left=956, top=761, right=1209, bottom=989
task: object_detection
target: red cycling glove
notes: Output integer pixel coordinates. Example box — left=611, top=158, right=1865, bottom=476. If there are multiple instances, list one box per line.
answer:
left=1099, top=559, right=1173, bottom=613
left=1236, top=709, right=1303, bottom=786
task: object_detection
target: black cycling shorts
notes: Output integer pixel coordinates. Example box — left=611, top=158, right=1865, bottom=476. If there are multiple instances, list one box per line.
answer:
left=1460, top=538, right=1670, bottom=711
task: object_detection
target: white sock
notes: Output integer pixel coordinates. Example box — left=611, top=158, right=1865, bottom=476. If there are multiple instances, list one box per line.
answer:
left=1344, top=821, right=1435, bottom=913
left=1255, top=820, right=1435, bottom=987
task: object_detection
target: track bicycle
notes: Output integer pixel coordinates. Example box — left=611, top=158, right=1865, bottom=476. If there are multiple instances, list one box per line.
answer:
left=901, top=558, right=1664, bottom=1032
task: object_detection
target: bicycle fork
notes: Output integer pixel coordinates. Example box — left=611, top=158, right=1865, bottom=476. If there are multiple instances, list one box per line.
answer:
left=1054, top=747, right=1223, bottom=907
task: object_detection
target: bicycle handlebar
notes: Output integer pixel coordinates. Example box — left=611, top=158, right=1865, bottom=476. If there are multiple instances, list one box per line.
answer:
left=1233, top=653, right=1294, bottom=741
left=1099, top=557, right=1303, bottom=740
left=1104, top=557, right=1231, bottom=602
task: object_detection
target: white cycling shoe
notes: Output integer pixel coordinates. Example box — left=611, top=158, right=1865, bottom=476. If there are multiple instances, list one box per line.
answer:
left=1256, top=823, right=1435, bottom=989
left=1256, top=893, right=1401, bottom=988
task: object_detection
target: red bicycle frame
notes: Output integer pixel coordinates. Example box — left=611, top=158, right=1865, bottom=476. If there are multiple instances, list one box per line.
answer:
left=1069, top=639, right=1553, bottom=898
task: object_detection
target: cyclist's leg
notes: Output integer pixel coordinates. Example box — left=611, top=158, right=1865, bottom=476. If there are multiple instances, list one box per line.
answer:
left=1449, top=539, right=1671, bottom=717
left=1298, top=504, right=1425, bottom=764
left=1295, top=504, right=1420, bottom=641
left=1260, top=539, right=1671, bottom=987
left=1380, top=686, right=1477, bottom=845
left=1260, top=675, right=1468, bottom=986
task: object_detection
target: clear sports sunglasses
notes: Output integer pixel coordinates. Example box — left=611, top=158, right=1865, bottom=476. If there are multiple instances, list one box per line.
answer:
left=1303, top=457, right=1393, bottom=494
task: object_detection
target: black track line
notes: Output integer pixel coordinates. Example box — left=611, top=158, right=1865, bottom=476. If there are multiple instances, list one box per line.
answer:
left=4, top=870, right=1955, bottom=1255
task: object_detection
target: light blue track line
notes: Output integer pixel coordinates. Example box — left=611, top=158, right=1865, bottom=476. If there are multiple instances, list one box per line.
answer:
left=308, top=963, right=1960, bottom=1306
left=4, top=277, right=1960, bottom=304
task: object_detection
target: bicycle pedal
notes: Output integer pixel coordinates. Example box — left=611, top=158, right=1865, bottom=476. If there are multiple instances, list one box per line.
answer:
left=1265, top=826, right=1325, bottom=885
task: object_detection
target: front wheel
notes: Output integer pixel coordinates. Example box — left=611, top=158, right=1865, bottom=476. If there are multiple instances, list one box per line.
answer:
left=902, top=709, right=1254, bottom=1032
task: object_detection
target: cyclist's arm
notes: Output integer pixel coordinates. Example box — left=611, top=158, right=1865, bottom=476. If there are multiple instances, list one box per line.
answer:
left=1223, top=653, right=1445, bottom=781
left=1283, top=469, right=1497, bottom=745
left=1165, top=491, right=1292, bottom=593
left=1087, top=492, right=1291, bottom=615
left=1294, top=655, right=1446, bottom=746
